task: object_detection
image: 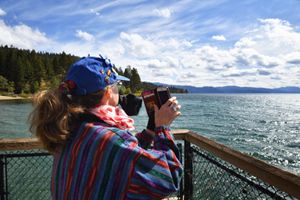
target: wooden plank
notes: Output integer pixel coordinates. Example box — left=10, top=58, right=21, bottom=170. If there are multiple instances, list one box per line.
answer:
left=185, top=131, right=300, bottom=199
left=0, top=138, right=43, bottom=151
left=172, top=129, right=188, bottom=140
left=0, top=129, right=189, bottom=151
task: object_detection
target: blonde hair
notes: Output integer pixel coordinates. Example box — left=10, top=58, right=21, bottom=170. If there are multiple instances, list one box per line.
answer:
left=28, top=88, right=107, bottom=154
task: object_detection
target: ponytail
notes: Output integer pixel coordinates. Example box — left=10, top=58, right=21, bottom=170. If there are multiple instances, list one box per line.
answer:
left=28, top=88, right=106, bottom=154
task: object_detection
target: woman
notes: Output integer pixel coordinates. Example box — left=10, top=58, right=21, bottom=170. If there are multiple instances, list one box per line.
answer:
left=29, top=55, right=183, bottom=200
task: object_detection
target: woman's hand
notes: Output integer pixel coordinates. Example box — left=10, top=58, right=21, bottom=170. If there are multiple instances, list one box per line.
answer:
left=154, top=97, right=181, bottom=128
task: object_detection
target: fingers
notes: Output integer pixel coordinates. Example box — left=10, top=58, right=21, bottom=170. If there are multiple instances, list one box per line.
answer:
left=168, top=98, right=181, bottom=114
left=170, top=100, right=178, bottom=107
left=154, top=96, right=182, bottom=127
left=174, top=104, right=181, bottom=113
left=165, top=97, right=177, bottom=107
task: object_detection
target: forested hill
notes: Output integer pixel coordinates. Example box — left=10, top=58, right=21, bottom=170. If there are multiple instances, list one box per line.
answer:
left=0, top=45, right=81, bottom=94
left=0, top=45, right=187, bottom=95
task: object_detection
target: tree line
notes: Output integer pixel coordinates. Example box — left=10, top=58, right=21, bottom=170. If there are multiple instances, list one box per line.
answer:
left=0, top=45, right=187, bottom=95
left=0, top=45, right=80, bottom=94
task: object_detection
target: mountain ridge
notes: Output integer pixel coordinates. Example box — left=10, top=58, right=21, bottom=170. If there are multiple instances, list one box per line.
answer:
left=150, top=83, right=300, bottom=93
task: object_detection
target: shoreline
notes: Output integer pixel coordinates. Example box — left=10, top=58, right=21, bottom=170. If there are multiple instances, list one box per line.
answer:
left=0, top=95, right=29, bottom=101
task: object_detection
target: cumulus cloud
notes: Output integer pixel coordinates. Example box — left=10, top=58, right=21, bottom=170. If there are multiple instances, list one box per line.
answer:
left=113, top=18, right=300, bottom=87
left=192, top=46, right=236, bottom=71
left=212, top=35, right=226, bottom=41
left=182, top=40, right=193, bottom=47
left=120, top=32, right=157, bottom=57
left=235, top=18, right=300, bottom=56
left=143, top=57, right=180, bottom=69
left=0, top=8, right=6, bottom=16
left=75, top=30, right=94, bottom=41
left=270, top=75, right=282, bottom=80
left=154, top=8, right=172, bottom=18
left=257, top=69, right=271, bottom=76
left=145, top=59, right=164, bottom=68
left=284, top=52, right=300, bottom=65
left=0, top=20, right=52, bottom=49
left=234, top=38, right=256, bottom=48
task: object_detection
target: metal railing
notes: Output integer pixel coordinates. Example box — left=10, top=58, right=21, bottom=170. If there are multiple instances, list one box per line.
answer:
left=0, top=149, right=51, bottom=200
left=1, top=130, right=300, bottom=200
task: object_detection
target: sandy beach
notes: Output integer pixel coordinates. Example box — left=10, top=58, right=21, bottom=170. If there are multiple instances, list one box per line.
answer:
left=0, top=95, right=29, bottom=100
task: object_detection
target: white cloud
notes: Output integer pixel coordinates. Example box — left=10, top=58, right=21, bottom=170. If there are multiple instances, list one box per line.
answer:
left=221, top=68, right=258, bottom=77
left=91, top=9, right=101, bottom=17
left=120, top=32, right=157, bottom=58
left=283, top=52, right=300, bottom=65
left=270, top=75, right=282, bottom=80
left=153, top=8, right=172, bottom=18
left=75, top=30, right=94, bottom=41
left=235, top=18, right=300, bottom=56
left=0, top=20, right=52, bottom=49
left=212, top=35, right=226, bottom=41
left=182, top=40, right=193, bottom=47
left=0, top=8, right=6, bottom=16
left=234, top=38, right=256, bottom=48
left=141, top=57, right=180, bottom=70
left=91, top=18, right=300, bottom=87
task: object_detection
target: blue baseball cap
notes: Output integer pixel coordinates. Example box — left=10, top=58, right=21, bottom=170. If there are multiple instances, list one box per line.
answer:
left=65, top=55, right=129, bottom=95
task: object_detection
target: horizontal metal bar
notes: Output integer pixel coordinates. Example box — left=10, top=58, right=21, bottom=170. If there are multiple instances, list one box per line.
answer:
left=0, top=152, right=50, bottom=158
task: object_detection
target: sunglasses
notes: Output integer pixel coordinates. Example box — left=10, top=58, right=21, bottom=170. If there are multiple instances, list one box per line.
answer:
left=114, top=80, right=123, bottom=88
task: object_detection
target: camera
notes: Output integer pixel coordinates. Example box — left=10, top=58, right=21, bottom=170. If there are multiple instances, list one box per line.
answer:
left=142, top=87, right=171, bottom=117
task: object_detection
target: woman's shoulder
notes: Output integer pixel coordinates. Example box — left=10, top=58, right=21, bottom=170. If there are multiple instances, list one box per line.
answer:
left=79, top=121, right=138, bottom=143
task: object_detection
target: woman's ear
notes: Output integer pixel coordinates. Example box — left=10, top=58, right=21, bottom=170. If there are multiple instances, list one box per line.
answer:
left=100, top=87, right=113, bottom=105
left=106, top=86, right=113, bottom=98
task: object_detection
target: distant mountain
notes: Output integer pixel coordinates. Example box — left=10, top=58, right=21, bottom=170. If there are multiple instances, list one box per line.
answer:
left=152, top=83, right=300, bottom=93
left=273, top=86, right=300, bottom=93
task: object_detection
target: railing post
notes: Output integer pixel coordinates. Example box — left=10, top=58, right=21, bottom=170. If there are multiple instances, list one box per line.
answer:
left=0, top=156, right=5, bottom=200
left=177, top=143, right=184, bottom=200
left=184, top=140, right=193, bottom=200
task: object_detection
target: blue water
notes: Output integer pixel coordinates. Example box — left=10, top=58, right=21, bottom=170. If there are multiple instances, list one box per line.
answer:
left=1, top=94, right=300, bottom=175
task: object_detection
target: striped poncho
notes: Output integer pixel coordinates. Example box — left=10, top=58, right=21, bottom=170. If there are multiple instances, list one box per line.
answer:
left=50, top=115, right=183, bottom=200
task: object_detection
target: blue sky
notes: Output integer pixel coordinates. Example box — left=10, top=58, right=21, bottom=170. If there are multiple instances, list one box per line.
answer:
left=1, top=0, right=300, bottom=88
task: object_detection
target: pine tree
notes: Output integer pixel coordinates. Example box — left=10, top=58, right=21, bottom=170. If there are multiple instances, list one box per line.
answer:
left=123, top=65, right=132, bottom=89
left=0, top=75, right=8, bottom=91
left=31, top=81, right=39, bottom=94
left=14, top=56, right=25, bottom=93
left=0, top=51, right=6, bottom=77
left=44, top=57, right=54, bottom=81
left=52, top=56, right=63, bottom=76
left=23, top=57, right=34, bottom=93
left=59, top=51, right=73, bottom=74
left=23, top=82, right=30, bottom=93
left=36, top=55, right=47, bottom=83
left=28, top=50, right=38, bottom=82
left=4, top=49, right=16, bottom=82
left=7, top=81, right=15, bottom=93
left=131, top=68, right=141, bottom=93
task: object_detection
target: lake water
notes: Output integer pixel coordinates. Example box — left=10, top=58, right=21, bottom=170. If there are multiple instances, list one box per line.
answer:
left=1, top=94, right=300, bottom=175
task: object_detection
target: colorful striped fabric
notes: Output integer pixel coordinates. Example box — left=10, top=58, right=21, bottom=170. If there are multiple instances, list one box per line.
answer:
left=51, top=121, right=183, bottom=200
